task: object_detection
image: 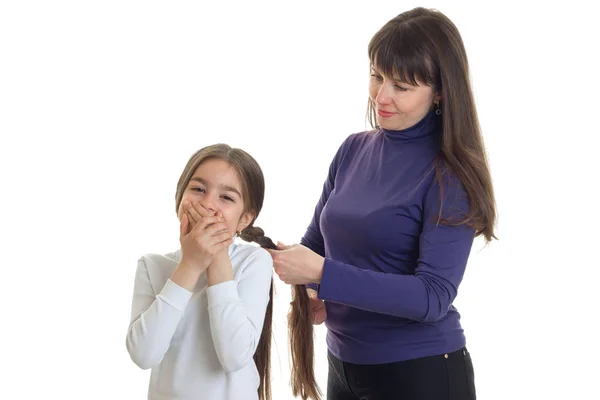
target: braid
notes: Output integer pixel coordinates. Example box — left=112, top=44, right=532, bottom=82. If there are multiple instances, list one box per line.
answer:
left=241, top=225, right=321, bottom=399
left=240, top=224, right=321, bottom=399
left=239, top=225, right=277, bottom=250
left=239, top=223, right=276, bottom=400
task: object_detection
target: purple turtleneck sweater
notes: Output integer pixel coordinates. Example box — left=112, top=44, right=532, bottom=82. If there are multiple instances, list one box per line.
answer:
left=301, top=111, right=476, bottom=364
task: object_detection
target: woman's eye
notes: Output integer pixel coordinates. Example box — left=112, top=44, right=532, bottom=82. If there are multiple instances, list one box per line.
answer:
left=191, top=187, right=205, bottom=193
left=370, top=74, right=383, bottom=80
left=395, top=85, right=408, bottom=91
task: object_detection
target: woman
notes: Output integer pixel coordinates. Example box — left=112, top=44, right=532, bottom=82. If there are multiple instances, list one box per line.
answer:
left=268, top=7, right=496, bottom=400
left=126, top=144, right=277, bottom=400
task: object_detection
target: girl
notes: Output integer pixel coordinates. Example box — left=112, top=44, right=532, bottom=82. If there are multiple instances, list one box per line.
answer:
left=126, top=144, right=276, bottom=400
left=269, top=7, right=496, bottom=400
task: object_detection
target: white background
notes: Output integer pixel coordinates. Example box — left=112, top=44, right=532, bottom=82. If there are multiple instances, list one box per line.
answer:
left=1, top=1, right=598, bottom=399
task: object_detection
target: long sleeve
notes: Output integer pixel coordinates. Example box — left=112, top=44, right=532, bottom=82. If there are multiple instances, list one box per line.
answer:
left=317, top=173, right=476, bottom=322
left=206, top=249, right=273, bottom=373
left=300, top=135, right=356, bottom=256
left=301, top=135, right=354, bottom=291
left=299, top=160, right=334, bottom=258
left=125, top=258, right=192, bottom=369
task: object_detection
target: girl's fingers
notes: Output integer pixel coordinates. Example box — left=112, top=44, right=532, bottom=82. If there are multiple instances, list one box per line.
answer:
left=182, top=202, right=197, bottom=223
left=204, top=221, right=230, bottom=236
left=192, top=216, right=221, bottom=232
left=190, top=202, right=211, bottom=218
left=185, top=201, right=207, bottom=224
left=180, top=214, right=190, bottom=236
left=211, top=237, right=233, bottom=253
left=191, top=227, right=231, bottom=248
left=209, top=231, right=233, bottom=246
left=187, top=212, right=196, bottom=229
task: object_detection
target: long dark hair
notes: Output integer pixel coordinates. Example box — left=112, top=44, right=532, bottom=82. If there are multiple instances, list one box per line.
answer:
left=289, top=284, right=321, bottom=400
left=175, top=143, right=275, bottom=400
left=367, top=7, right=497, bottom=242
left=287, top=7, right=498, bottom=400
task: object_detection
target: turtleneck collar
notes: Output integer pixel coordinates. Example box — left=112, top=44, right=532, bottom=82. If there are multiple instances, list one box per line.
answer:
left=381, top=109, right=440, bottom=143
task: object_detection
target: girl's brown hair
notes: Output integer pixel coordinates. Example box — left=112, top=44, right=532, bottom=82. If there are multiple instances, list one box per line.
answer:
left=289, top=285, right=321, bottom=400
left=288, top=7, right=498, bottom=400
left=175, top=143, right=276, bottom=400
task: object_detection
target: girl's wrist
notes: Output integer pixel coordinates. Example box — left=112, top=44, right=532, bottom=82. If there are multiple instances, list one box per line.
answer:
left=171, top=261, right=204, bottom=291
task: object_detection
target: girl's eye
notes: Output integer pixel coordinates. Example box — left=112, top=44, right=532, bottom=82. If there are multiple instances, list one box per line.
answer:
left=222, top=195, right=234, bottom=202
left=191, top=187, right=205, bottom=193
left=395, top=85, right=408, bottom=91
left=370, top=74, right=383, bottom=80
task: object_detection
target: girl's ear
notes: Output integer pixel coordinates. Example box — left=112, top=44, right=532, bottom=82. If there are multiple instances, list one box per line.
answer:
left=237, top=211, right=255, bottom=232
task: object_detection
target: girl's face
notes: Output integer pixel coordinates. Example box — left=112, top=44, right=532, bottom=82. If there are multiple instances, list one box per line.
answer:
left=178, top=158, right=253, bottom=236
left=369, top=66, right=440, bottom=131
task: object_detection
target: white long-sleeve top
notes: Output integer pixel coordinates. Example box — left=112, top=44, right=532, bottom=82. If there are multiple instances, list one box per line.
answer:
left=125, top=242, right=273, bottom=400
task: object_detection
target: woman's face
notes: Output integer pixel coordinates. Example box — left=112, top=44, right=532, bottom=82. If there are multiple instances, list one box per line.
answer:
left=369, top=66, right=440, bottom=131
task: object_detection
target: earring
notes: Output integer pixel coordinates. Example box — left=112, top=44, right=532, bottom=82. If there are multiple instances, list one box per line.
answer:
left=435, top=102, right=442, bottom=115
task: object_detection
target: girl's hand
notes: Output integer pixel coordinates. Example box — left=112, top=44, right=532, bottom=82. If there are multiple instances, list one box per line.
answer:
left=184, top=201, right=212, bottom=230
left=211, top=211, right=232, bottom=259
left=183, top=201, right=232, bottom=265
left=178, top=211, right=232, bottom=272
left=205, top=210, right=235, bottom=286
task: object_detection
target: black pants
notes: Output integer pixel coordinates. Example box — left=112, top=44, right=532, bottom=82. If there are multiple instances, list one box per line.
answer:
left=327, top=347, right=476, bottom=400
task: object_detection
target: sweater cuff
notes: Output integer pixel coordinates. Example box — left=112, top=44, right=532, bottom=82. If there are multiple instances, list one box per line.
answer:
left=207, top=280, right=241, bottom=308
left=158, top=279, right=193, bottom=311
left=316, top=258, right=340, bottom=301
left=305, top=283, right=319, bottom=291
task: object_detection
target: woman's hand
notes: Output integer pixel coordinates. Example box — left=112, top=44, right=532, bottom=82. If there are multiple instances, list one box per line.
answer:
left=307, top=288, right=327, bottom=325
left=266, top=242, right=324, bottom=285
